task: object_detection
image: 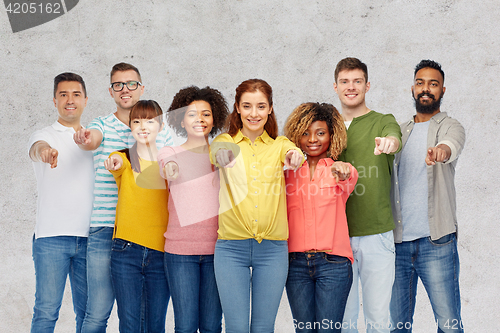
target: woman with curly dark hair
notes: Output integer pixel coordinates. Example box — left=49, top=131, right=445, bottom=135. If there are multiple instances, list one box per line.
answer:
left=284, top=102, right=358, bottom=332
left=157, top=86, right=229, bottom=333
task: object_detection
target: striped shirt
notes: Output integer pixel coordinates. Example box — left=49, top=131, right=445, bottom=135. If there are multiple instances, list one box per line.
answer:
left=87, top=113, right=173, bottom=227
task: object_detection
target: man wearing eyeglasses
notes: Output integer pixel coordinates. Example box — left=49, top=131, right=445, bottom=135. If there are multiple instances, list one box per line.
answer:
left=73, top=63, right=173, bottom=332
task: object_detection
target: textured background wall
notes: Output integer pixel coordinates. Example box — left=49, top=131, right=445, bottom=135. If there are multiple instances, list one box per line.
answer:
left=0, top=1, right=498, bottom=332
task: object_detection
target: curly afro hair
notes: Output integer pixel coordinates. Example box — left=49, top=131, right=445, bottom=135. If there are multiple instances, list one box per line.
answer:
left=167, top=86, right=229, bottom=138
left=284, top=102, right=346, bottom=160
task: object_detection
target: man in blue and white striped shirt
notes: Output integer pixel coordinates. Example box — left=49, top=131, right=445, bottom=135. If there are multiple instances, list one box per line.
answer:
left=74, top=63, right=173, bottom=332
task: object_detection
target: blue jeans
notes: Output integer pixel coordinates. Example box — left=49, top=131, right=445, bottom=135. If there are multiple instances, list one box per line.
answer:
left=164, top=252, right=222, bottom=333
left=111, top=239, right=170, bottom=333
left=390, top=233, right=463, bottom=333
left=342, top=231, right=395, bottom=333
left=286, top=252, right=353, bottom=333
left=214, top=239, right=288, bottom=333
left=31, top=236, right=87, bottom=333
left=81, top=227, right=115, bottom=333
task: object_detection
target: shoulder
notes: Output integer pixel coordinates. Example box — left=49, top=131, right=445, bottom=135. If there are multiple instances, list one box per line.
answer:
left=158, top=145, right=178, bottom=161
left=212, top=133, right=233, bottom=143
left=28, top=124, right=58, bottom=147
left=441, top=113, right=463, bottom=126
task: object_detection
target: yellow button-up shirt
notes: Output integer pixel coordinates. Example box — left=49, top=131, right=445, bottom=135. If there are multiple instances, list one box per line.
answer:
left=210, top=130, right=303, bottom=242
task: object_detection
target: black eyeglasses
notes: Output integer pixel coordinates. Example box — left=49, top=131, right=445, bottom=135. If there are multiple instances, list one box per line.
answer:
left=110, top=81, right=142, bottom=92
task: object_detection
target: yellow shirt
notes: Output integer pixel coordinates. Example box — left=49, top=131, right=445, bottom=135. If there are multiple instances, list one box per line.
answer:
left=109, top=151, right=169, bottom=252
left=210, top=130, right=303, bottom=242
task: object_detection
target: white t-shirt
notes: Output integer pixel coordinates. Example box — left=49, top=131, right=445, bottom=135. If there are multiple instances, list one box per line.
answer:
left=29, top=121, right=95, bottom=239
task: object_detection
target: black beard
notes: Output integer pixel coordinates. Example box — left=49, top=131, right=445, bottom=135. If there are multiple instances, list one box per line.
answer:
left=413, top=92, right=442, bottom=114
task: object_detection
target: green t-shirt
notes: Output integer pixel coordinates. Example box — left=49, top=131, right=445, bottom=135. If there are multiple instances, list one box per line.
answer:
left=339, top=111, right=402, bottom=237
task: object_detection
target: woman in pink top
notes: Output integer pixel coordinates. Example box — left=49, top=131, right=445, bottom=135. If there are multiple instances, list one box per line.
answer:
left=284, top=103, right=358, bottom=333
left=158, top=86, right=228, bottom=333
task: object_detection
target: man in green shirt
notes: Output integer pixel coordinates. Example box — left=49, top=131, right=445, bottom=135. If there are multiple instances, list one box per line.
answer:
left=334, top=57, right=402, bottom=333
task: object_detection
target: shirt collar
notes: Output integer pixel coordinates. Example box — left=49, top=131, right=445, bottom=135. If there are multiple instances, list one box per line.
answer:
left=409, top=111, right=448, bottom=125
left=234, top=129, right=273, bottom=145
left=51, top=121, right=79, bottom=133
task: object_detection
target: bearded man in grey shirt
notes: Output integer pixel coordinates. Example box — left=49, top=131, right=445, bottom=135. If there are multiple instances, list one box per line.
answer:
left=390, top=60, right=466, bottom=333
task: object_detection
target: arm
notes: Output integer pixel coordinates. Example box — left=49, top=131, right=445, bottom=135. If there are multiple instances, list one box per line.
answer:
left=332, top=162, right=358, bottom=197
left=215, top=149, right=236, bottom=168
left=29, top=141, right=58, bottom=168
left=209, top=135, right=240, bottom=168
left=279, top=137, right=304, bottom=170
left=375, top=113, right=402, bottom=155
left=429, top=118, right=466, bottom=165
left=73, top=128, right=103, bottom=151
left=374, top=136, right=400, bottom=155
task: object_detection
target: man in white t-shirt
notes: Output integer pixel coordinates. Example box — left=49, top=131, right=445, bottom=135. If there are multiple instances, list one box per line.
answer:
left=73, top=63, right=173, bottom=332
left=28, top=72, right=95, bottom=332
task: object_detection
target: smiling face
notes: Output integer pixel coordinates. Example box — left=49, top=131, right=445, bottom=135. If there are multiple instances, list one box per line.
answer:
left=181, top=100, right=214, bottom=139
left=130, top=117, right=161, bottom=146
left=237, top=90, right=272, bottom=139
left=109, top=70, right=144, bottom=112
left=412, top=67, right=445, bottom=114
left=300, top=120, right=330, bottom=160
left=334, top=69, right=370, bottom=110
left=53, top=81, right=88, bottom=128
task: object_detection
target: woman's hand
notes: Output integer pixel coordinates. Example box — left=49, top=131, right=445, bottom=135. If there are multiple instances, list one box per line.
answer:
left=163, top=161, right=179, bottom=180
left=104, top=154, right=123, bottom=171
left=331, top=161, right=351, bottom=182
left=285, top=150, right=303, bottom=171
left=216, top=149, right=236, bottom=168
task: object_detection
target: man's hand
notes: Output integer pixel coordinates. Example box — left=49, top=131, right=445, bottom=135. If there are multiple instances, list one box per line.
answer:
left=29, top=141, right=58, bottom=168
left=285, top=150, right=303, bottom=171
left=40, top=148, right=59, bottom=168
left=104, top=154, right=123, bottom=171
left=331, top=161, right=351, bottom=182
left=374, top=136, right=399, bottom=155
left=163, top=161, right=179, bottom=181
left=73, top=128, right=93, bottom=146
left=425, top=144, right=451, bottom=165
left=216, top=149, right=236, bottom=168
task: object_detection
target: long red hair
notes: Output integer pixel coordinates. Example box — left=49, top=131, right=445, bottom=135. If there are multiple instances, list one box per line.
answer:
left=226, top=79, right=278, bottom=139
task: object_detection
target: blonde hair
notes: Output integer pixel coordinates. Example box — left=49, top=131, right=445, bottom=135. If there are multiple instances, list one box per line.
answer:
left=284, top=102, right=346, bottom=160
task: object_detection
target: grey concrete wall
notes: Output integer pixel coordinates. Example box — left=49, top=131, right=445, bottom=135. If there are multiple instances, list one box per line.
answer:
left=0, top=1, right=498, bottom=332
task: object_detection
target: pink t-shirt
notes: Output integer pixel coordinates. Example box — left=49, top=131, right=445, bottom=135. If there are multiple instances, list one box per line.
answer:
left=285, top=158, right=358, bottom=263
left=158, top=145, right=219, bottom=255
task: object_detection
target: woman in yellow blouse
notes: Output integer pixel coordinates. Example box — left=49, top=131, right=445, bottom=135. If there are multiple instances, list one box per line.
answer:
left=104, top=100, right=169, bottom=332
left=210, top=79, right=303, bottom=332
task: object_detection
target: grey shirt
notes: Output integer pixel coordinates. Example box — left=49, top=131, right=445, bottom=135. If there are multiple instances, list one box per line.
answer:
left=391, top=112, right=466, bottom=243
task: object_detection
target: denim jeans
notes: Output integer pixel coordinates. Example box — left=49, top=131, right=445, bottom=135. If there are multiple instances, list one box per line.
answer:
left=286, top=252, right=353, bottom=333
left=31, top=236, right=87, bottom=333
left=214, top=239, right=288, bottom=333
left=111, top=238, right=170, bottom=333
left=390, top=233, right=463, bottom=333
left=342, top=231, right=395, bottom=333
left=164, top=252, right=222, bottom=333
left=81, top=227, right=115, bottom=333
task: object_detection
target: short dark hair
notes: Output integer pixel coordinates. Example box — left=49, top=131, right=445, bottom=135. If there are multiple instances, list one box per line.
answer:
left=110, top=62, right=141, bottom=82
left=53, top=72, right=87, bottom=97
left=334, top=57, right=368, bottom=83
left=414, top=60, right=445, bottom=82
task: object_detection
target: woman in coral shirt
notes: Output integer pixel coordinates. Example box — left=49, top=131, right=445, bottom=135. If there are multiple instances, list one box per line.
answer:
left=284, top=102, right=358, bottom=333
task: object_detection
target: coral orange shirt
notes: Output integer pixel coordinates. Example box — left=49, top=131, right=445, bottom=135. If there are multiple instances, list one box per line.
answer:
left=285, top=158, right=358, bottom=262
